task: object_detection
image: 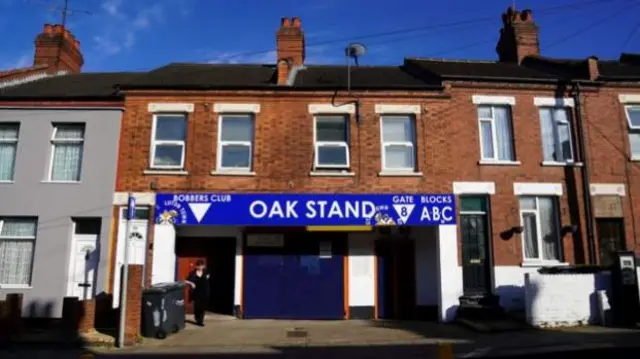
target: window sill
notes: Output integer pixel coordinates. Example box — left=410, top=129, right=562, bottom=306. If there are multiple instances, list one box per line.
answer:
left=143, top=169, right=189, bottom=176
left=210, top=170, right=256, bottom=177
left=630, top=156, right=640, bottom=162
left=478, top=160, right=521, bottom=166
left=310, top=171, right=355, bottom=177
left=0, top=180, right=14, bottom=184
left=541, top=161, right=584, bottom=167
left=40, top=180, right=81, bottom=184
left=0, top=284, right=32, bottom=289
left=378, top=171, right=423, bottom=177
left=521, top=260, right=569, bottom=268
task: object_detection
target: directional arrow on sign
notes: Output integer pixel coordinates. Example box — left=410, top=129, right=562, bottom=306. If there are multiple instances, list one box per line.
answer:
left=392, top=204, right=415, bottom=224
left=188, top=203, right=211, bottom=223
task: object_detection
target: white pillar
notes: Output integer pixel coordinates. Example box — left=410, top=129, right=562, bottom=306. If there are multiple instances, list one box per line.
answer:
left=234, top=234, right=243, bottom=308
left=151, top=224, right=176, bottom=284
left=437, top=224, right=463, bottom=322
left=347, top=233, right=376, bottom=309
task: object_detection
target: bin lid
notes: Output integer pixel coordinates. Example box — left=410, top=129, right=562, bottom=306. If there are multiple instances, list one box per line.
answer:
left=143, top=281, right=187, bottom=294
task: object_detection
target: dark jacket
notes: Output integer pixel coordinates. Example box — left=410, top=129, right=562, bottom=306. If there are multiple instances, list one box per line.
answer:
left=187, top=269, right=210, bottom=300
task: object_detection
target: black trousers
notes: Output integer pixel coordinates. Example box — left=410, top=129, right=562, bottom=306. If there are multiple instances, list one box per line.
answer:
left=193, top=297, right=206, bottom=324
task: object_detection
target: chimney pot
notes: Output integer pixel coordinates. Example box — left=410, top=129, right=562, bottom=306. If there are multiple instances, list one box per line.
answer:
left=587, top=56, right=599, bottom=81
left=292, top=17, right=301, bottom=28
left=281, top=17, right=291, bottom=27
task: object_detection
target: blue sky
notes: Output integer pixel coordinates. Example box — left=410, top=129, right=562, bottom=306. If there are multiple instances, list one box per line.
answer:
left=1, top=0, right=639, bottom=72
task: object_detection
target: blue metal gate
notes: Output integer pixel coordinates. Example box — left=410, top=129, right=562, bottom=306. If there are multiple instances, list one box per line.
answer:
left=243, top=232, right=345, bottom=319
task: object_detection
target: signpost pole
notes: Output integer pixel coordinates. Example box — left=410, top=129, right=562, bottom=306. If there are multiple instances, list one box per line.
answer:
left=117, top=193, right=135, bottom=348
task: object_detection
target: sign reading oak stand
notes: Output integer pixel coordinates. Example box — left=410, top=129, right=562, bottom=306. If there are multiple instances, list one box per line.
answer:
left=154, top=193, right=457, bottom=227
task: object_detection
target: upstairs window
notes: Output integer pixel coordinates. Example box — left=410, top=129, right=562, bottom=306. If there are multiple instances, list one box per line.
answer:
left=50, top=124, right=85, bottom=181
left=381, top=115, right=416, bottom=171
left=150, top=114, right=187, bottom=169
left=217, top=114, right=254, bottom=171
left=539, top=107, right=574, bottom=163
left=477, top=105, right=515, bottom=162
left=0, top=124, right=19, bottom=181
left=625, top=106, right=640, bottom=159
left=314, top=115, right=349, bottom=169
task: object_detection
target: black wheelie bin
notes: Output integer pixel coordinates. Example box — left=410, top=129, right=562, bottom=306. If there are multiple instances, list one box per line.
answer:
left=140, top=281, right=187, bottom=339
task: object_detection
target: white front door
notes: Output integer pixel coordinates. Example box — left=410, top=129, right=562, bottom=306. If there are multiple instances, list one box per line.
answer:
left=113, top=207, right=149, bottom=307
left=67, top=219, right=101, bottom=300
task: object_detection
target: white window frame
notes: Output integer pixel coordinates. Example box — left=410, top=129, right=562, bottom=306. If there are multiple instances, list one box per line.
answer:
left=48, top=123, right=85, bottom=182
left=538, top=106, right=574, bottom=163
left=477, top=105, right=515, bottom=162
left=0, top=123, right=19, bottom=182
left=216, top=113, right=254, bottom=172
left=0, top=217, right=37, bottom=288
left=380, top=115, right=416, bottom=172
left=624, top=105, right=640, bottom=130
left=519, top=196, right=562, bottom=263
left=313, top=115, right=350, bottom=169
left=624, top=105, right=640, bottom=160
left=149, top=113, right=187, bottom=170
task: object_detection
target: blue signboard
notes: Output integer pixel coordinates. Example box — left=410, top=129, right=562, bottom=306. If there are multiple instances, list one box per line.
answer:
left=154, top=193, right=456, bottom=226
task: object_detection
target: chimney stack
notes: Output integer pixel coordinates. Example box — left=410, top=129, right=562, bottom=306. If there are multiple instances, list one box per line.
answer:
left=496, top=7, right=540, bottom=64
left=587, top=56, right=599, bottom=81
left=276, top=17, right=305, bottom=85
left=34, top=24, right=84, bottom=73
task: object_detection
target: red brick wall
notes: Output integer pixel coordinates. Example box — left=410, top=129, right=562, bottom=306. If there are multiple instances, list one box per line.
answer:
left=582, top=87, right=640, bottom=255
left=124, top=264, right=143, bottom=345
left=115, top=84, right=640, bottom=269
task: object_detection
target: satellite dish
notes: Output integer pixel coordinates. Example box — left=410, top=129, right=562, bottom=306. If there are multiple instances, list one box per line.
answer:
left=345, top=43, right=367, bottom=60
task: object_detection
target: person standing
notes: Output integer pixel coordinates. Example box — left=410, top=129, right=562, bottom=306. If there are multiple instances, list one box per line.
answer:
left=185, top=260, right=210, bottom=326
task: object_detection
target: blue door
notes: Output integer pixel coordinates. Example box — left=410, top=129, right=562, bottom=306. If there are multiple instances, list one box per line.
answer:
left=243, top=243, right=286, bottom=318
left=285, top=233, right=346, bottom=319
left=243, top=231, right=346, bottom=319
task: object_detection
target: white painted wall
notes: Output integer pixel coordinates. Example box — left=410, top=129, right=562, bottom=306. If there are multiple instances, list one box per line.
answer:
left=113, top=209, right=149, bottom=307
left=437, top=225, right=463, bottom=322
left=414, top=227, right=439, bottom=306
left=525, top=272, right=611, bottom=327
left=234, top=238, right=243, bottom=308
left=151, top=224, right=176, bottom=285
left=347, top=233, right=376, bottom=307
left=494, top=266, right=541, bottom=311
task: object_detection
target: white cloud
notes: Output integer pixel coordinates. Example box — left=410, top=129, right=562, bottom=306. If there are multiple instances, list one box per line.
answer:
left=93, top=1, right=165, bottom=56
left=206, top=50, right=277, bottom=64
left=93, top=35, right=123, bottom=55
left=13, top=54, right=30, bottom=68
left=132, top=3, right=164, bottom=30
left=0, top=53, right=31, bottom=70
left=204, top=45, right=340, bottom=65
left=101, top=0, right=122, bottom=17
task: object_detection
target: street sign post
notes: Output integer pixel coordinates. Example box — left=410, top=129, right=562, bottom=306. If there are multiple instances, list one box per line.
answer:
left=117, top=194, right=135, bottom=347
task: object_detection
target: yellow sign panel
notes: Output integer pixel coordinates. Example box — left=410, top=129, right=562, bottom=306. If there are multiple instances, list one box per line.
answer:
left=306, top=226, right=373, bottom=232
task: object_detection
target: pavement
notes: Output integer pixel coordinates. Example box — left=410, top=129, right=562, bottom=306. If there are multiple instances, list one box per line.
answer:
left=2, top=315, right=640, bottom=358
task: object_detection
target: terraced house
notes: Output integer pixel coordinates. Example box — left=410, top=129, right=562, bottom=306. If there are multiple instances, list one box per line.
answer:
left=0, top=6, right=639, bottom=323
left=0, top=25, right=137, bottom=318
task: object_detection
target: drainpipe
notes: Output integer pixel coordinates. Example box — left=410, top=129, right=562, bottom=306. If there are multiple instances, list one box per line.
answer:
left=572, top=82, right=597, bottom=264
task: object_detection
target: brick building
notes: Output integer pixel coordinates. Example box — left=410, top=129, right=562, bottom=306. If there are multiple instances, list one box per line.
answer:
left=108, top=6, right=640, bottom=322
left=1, top=6, right=639, bottom=323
